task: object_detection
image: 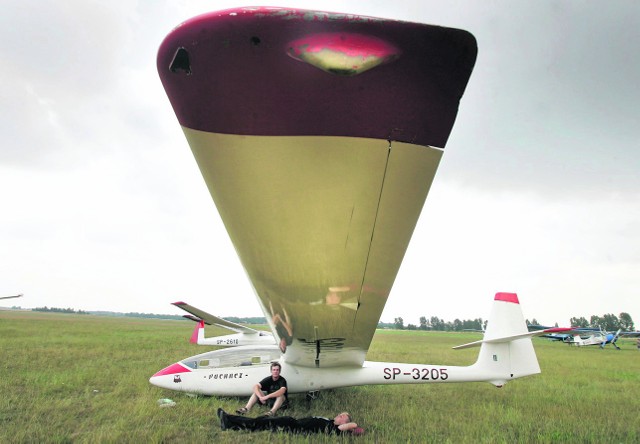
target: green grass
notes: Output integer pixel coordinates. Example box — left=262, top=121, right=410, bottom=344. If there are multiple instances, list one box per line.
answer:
left=1, top=311, right=639, bottom=443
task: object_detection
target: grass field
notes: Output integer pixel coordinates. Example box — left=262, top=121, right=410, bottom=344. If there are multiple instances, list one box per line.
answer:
left=1, top=310, right=639, bottom=443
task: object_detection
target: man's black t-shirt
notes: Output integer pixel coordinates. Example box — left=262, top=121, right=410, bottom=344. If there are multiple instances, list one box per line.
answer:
left=258, top=375, right=288, bottom=401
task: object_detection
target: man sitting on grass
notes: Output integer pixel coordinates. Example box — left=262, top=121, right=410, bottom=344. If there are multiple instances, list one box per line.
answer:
left=218, top=408, right=364, bottom=436
left=235, top=362, right=288, bottom=417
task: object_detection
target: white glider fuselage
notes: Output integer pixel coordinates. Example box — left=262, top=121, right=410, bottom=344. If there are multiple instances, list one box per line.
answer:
left=149, top=357, right=517, bottom=396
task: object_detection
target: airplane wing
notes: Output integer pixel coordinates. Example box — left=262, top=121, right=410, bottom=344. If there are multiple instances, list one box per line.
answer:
left=0, top=294, right=23, bottom=300
left=172, top=301, right=264, bottom=335
left=158, top=7, right=477, bottom=368
left=619, top=331, right=640, bottom=338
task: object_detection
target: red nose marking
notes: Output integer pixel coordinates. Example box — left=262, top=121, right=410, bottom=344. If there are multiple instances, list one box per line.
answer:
left=153, top=362, right=191, bottom=377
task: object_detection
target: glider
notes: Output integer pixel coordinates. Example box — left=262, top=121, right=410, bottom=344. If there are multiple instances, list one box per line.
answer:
left=173, top=301, right=275, bottom=347
left=0, top=294, right=23, bottom=300
left=150, top=7, right=551, bottom=396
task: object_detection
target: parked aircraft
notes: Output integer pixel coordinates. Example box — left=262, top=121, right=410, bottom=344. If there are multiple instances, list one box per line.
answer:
left=529, top=324, right=640, bottom=349
left=173, top=301, right=275, bottom=347
left=570, top=329, right=623, bottom=349
left=150, top=7, right=560, bottom=397
left=566, top=329, right=640, bottom=349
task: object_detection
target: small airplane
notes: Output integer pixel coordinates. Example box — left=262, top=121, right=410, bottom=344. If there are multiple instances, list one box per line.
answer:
left=172, top=301, right=275, bottom=347
left=570, top=329, right=623, bottom=349
left=150, top=7, right=565, bottom=397
left=565, top=329, right=640, bottom=349
left=529, top=325, right=640, bottom=349
left=0, top=294, right=23, bottom=300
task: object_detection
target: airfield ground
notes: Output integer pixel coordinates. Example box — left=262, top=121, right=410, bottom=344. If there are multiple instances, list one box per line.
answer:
left=1, top=310, right=638, bottom=443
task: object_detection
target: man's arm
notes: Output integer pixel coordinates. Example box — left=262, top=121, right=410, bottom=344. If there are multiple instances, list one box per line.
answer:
left=253, top=382, right=265, bottom=401
left=264, top=386, right=287, bottom=400
left=338, top=422, right=358, bottom=432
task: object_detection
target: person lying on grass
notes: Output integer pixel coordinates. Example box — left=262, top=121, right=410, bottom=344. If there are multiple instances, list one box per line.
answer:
left=217, top=408, right=364, bottom=436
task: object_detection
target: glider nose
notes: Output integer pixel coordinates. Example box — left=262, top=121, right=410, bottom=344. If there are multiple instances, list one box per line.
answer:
left=149, top=362, right=191, bottom=390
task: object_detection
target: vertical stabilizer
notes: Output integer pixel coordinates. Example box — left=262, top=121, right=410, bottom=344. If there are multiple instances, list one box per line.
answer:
left=190, top=320, right=205, bottom=344
left=473, top=293, right=541, bottom=386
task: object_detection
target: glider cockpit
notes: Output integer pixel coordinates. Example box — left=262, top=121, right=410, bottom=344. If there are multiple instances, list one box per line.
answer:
left=178, top=346, right=281, bottom=371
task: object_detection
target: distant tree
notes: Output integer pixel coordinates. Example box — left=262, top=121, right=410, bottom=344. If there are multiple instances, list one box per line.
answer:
left=590, top=315, right=603, bottom=329
left=569, top=316, right=589, bottom=328
left=419, top=316, right=429, bottom=330
left=601, top=313, right=620, bottom=331
left=453, top=319, right=463, bottom=332
left=460, top=318, right=483, bottom=331
left=444, top=321, right=454, bottom=332
left=530, top=318, right=539, bottom=326
left=407, top=323, right=417, bottom=330
left=430, top=316, right=445, bottom=331
left=619, top=312, right=635, bottom=331
left=394, top=317, right=404, bottom=330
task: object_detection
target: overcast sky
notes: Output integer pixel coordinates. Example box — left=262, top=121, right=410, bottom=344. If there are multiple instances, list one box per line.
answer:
left=2, top=0, right=639, bottom=327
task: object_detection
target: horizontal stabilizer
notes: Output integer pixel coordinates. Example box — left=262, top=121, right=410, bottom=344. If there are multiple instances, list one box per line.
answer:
left=454, top=327, right=574, bottom=350
left=182, top=314, right=205, bottom=324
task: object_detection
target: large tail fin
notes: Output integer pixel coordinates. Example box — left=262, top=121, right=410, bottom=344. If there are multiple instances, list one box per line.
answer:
left=456, top=293, right=541, bottom=387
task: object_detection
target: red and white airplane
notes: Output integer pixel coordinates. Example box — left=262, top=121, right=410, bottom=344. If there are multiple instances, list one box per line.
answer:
left=150, top=7, right=566, bottom=397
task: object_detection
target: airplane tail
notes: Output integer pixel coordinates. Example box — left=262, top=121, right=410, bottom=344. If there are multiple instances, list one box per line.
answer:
left=190, top=320, right=205, bottom=344
left=457, top=293, right=541, bottom=387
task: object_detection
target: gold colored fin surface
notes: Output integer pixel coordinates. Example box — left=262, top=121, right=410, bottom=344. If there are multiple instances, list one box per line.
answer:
left=184, top=129, right=441, bottom=366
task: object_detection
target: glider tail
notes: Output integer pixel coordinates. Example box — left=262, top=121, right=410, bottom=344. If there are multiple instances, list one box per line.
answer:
left=470, top=293, right=540, bottom=386
left=190, top=319, right=205, bottom=344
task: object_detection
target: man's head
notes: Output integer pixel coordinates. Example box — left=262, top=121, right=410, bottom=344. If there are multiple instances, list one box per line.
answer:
left=270, top=362, right=281, bottom=379
left=334, top=412, right=352, bottom=425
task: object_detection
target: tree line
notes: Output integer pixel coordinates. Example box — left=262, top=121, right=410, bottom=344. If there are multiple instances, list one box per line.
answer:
left=384, top=316, right=486, bottom=331
left=33, top=306, right=89, bottom=315
left=528, top=312, right=635, bottom=331
left=386, top=312, right=635, bottom=332
left=24, top=306, right=636, bottom=332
